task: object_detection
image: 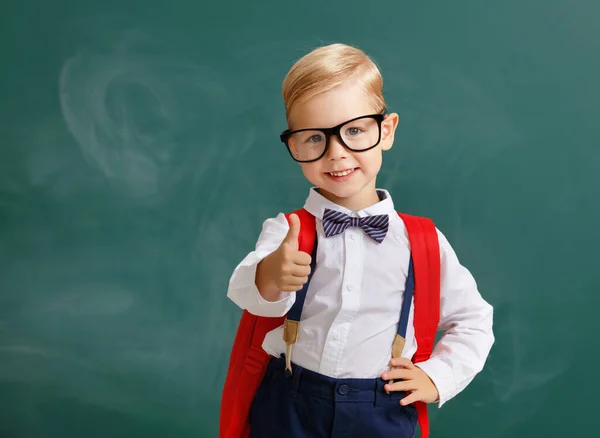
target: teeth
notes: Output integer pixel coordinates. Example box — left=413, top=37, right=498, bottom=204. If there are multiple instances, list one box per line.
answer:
left=329, top=169, right=355, bottom=177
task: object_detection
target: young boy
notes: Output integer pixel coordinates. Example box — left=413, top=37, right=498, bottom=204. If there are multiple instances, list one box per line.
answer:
left=222, top=43, right=494, bottom=438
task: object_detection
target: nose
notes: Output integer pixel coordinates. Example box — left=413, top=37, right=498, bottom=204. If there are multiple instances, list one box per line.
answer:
left=326, top=135, right=348, bottom=160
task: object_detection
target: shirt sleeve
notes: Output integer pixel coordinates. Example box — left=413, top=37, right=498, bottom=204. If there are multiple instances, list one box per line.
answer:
left=414, top=228, right=495, bottom=408
left=227, top=212, right=297, bottom=317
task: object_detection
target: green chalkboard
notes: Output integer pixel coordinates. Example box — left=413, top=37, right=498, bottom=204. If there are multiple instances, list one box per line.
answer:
left=1, top=1, right=599, bottom=437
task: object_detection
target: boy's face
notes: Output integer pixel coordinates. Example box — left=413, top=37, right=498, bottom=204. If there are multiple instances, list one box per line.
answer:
left=287, top=82, right=398, bottom=210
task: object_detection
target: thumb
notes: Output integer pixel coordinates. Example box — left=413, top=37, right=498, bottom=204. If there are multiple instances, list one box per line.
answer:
left=283, top=213, right=301, bottom=249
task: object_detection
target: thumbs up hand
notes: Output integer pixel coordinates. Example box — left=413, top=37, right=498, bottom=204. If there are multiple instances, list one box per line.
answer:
left=255, top=214, right=313, bottom=302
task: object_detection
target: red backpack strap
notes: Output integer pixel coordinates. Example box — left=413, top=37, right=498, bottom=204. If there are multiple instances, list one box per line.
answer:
left=285, top=208, right=316, bottom=254
left=398, top=212, right=441, bottom=438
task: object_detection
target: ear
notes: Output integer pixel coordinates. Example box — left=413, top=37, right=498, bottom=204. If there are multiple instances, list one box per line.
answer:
left=380, top=112, right=399, bottom=151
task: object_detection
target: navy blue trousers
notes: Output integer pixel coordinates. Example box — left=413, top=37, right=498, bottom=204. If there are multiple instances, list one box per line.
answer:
left=249, top=356, right=418, bottom=438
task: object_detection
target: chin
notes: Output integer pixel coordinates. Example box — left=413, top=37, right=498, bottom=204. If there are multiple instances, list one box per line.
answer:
left=319, top=184, right=363, bottom=200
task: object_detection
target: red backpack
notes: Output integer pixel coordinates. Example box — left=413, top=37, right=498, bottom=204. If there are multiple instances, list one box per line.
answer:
left=220, top=208, right=441, bottom=438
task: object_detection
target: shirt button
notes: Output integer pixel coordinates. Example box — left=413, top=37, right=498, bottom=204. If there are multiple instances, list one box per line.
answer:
left=333, top=331, right=340, bottom=341
left=338, top=384, right=349, bottom=395
left=346, top=284, right=353, bottom=291
left=349, top=234, right=356, bottom=241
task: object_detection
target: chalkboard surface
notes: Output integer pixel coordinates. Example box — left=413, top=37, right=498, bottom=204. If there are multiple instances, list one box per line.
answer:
left=1, top=1, right=599, bottom=437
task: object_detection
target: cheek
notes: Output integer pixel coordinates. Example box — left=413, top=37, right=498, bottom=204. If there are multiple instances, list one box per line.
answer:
left=357, top=150, right=383, bottom=174
left=300, top=163, right=323, bottom=184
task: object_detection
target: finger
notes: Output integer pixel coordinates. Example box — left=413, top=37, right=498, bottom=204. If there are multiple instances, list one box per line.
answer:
left=292, top=251, right=312, bottom=266
left=389, top=357, right=416, bottom=369
left=281, top=263, right=310, bottom=278
left=284, top=275, right=309, bottom=286
left=384, top=380, right=419, bottom=393
left=400, top=390, right=423, bottom=406
left=289, top=264, right=312, bottom=278
left=280, top=281, right=307, bottom=292
left=381, top=368, right=413, bottom=381
left=282, top=214, right=300, bottom=249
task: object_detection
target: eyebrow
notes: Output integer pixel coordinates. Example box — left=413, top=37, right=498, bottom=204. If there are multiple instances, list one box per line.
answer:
left=286, top=112, right=384, bottom=133
left=287, top=108, right=385, bottom=132
left=288, top=117, right=352, bottom=132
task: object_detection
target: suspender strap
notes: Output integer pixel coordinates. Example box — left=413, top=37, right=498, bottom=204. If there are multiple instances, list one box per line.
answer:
left=391, top=257, right=414, bottom=359
left=398, top=258, right=414, bottom=338
left=283, top=209, right=317, bottom=374
left=283, top=239, right=318, bottom=372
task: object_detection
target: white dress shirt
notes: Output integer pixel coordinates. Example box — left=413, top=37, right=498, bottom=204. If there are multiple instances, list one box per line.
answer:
left=227, top=188, right=494, bottom=407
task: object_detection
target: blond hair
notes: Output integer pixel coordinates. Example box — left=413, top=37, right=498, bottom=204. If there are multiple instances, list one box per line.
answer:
left=282, top=43, right=386, bottom=120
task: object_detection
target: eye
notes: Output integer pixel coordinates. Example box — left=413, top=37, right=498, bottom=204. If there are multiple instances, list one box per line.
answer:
left=346, top=127, right=362, bottom=136
left=307, top=134, right=324, bottom=143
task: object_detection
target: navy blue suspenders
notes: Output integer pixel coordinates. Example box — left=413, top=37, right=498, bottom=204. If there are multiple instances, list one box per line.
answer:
left=399, top=258, right=415, bottom=337
left=282, top=235, right=415, bottom=373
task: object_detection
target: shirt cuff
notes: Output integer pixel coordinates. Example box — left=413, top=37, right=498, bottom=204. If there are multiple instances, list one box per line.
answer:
left=415, top=357, right=457, bottom=408
left=227, top=254, right=295, bottom=318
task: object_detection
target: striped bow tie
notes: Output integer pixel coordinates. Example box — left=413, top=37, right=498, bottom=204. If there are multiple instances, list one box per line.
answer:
left=322, top=208, right=389, bottom=243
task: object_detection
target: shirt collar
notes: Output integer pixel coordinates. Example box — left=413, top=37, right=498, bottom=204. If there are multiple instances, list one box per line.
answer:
left=303, top=187, right=396, bottom=220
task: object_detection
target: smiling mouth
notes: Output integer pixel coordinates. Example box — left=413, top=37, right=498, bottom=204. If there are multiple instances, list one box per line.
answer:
left=327, top=168, right=356, bottom=177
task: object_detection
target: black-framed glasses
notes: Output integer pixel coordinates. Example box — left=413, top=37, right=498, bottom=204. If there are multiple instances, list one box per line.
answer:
left=280, top=113, right=386, bottom=163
